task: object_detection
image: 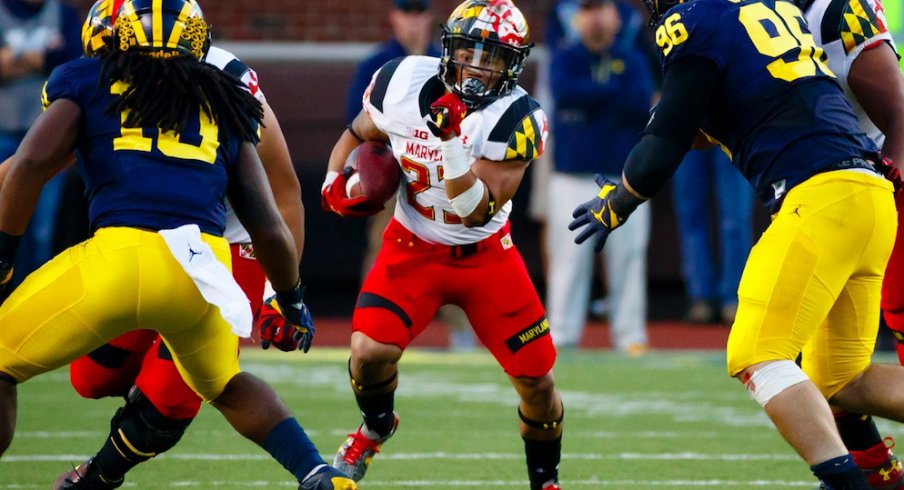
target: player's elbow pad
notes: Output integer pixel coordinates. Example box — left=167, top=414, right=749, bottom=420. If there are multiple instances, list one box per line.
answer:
left=622, top=134, right=689, bottom=198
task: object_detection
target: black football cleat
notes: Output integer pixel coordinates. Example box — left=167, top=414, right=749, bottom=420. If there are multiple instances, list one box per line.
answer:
left=53, top=459, right=122, bottom=489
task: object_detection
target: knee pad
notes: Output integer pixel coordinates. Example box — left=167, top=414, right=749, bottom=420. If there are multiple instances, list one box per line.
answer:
left=743, top=360, right=810, bottom=407
left=109, top=388, right=193, bottom=462
left=348, top=358, right=397, bottom=394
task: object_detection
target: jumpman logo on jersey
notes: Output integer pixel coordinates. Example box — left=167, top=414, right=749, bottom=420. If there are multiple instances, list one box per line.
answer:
left=188, top=245, right=203, bottom=262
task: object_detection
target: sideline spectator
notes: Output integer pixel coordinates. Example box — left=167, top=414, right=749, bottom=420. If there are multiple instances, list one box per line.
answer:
left=545, top=0, right=655, bottom=353
left=672, top=146, right=753, bottom=325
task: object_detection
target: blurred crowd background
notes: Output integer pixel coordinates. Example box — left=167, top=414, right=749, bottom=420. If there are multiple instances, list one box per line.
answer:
left=6, top=0, right=904, bottom=333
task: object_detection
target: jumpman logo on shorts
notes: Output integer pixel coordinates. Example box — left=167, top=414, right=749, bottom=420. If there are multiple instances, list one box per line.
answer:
left=188, top=245, right=203, bottom=262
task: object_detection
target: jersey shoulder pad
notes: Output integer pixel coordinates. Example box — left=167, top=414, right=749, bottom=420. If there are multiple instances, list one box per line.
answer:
left=365, top=56, right=406, bottom=114
left=364, top=56, right=441, bottom=131
left=42, top=57, right=98, bottom=110
left=205, top=46, right=264, bottom=101
left=819, top=0, right=889, bottom=53
left=486, top=92, right=547, bottom=161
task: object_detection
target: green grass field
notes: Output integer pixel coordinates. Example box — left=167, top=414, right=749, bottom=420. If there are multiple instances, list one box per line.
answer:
left=5, top=348, right=900, bottom=489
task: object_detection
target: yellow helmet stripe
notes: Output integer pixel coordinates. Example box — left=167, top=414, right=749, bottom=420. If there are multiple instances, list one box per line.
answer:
left=166, top=1, right=192, bottom=49
left=459, top=6, right=483, bottom=18
left=121, top=1, right=148, bottom=47
left=152, top=0, right=164, bottom=47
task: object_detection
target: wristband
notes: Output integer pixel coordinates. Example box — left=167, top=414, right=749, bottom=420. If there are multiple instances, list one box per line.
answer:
left=275, top=279, right=304, bottom=307
left=450, top=179, right=485, bottom=217
left=440, top=138, right=470, bottom=180
left=322, top=170, right=339, bottom=192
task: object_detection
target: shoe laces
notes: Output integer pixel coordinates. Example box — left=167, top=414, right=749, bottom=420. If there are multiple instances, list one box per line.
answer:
left=341, top=429, right=382, bottom=465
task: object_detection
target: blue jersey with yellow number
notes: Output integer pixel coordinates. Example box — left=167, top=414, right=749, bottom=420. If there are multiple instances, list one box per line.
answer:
left=42, top=56, right=241, bottom=235
left=654, top=0, right=878, bottom=206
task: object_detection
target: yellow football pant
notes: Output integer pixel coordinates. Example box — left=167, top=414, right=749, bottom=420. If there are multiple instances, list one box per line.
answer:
left=727, top=170, right=897, bottom=398
left=0, top=227, right=240, bottom=401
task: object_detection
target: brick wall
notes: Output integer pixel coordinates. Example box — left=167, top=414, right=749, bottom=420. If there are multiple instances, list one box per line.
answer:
left=69, top=0, right=555, bottom=42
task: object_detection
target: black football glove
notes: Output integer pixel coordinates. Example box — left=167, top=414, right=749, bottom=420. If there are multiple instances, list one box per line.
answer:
left=264, top=281, right=315, bottom=353
left=568, top=174, right=644, bottom=253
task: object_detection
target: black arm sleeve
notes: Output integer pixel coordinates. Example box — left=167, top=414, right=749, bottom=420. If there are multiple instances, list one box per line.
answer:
left=623, top=56, right=720, bottom=198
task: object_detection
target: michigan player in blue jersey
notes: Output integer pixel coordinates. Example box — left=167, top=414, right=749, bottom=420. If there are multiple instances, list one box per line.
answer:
left=0, top=0, right=355, bottom=489
left=568, top=0, right=904, bottom=488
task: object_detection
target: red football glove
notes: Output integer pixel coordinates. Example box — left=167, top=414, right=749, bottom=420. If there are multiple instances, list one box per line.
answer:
left=878, top=156, right=903, bottom=194
left=426, top=92, right=467, bottom=140
left=320, top=167, right=379, bottom=217
left=257, top=301, right=295, bottom=351
left=257, top=292, right=314, bottom=353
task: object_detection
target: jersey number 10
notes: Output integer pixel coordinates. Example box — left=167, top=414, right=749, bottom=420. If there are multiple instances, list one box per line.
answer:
left=109, top=81, right=220, bottom=164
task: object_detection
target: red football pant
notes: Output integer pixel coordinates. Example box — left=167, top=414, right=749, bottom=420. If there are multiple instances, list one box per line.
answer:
left=353, top=219, right=556, bottom=378
left=883, top=192, right=904, bottom=364
left=68, top=244, right=266, bottom=419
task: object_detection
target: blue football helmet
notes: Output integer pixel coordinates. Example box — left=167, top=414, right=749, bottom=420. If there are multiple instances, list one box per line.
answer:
left=113, top=0, right=210, bottom=60
left=641, top=0, right=687, bottom=28
left=81, top=0, right=123, bottom=57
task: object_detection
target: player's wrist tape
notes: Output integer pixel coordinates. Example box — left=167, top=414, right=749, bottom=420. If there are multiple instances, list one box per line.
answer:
left=450, top=179, right=485, bottom=217
left=743, top=360, right=809, bottom=407
left=0, top=230, right=21, bottom=263
left=322, top=170, right=339, bottom=192
left=440, top=137, right=470, bottom=180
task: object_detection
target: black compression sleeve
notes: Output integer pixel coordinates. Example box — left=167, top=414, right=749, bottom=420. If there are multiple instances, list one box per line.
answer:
left=623, top=57, right=720, bottom=197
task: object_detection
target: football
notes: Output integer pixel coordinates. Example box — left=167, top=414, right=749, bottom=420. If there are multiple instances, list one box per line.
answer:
left=344, top=141, right=402, bottom=209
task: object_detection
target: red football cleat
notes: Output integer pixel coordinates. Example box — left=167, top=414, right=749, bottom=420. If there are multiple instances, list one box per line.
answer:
left=851, top=437, right=904, bottom=490
left=333, top=413, right=399, bottom=482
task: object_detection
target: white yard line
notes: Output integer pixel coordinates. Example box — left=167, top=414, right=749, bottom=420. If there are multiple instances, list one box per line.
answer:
left=0, top=478, right=817, bottom=488
left=1, top=451, right=798, bottom=463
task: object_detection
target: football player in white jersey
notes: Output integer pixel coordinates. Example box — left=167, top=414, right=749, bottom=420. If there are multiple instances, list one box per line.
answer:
left=321, top=1, right=563, bottom=489
left=800, top=0, right=904, bottom=487
left=51, top=1, right=322, bottom=488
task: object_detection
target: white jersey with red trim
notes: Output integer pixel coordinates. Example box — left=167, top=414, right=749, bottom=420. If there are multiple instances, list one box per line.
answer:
left=363, top=55, right=548, bottom=245
left=204, top=46, right=266, bottom=245
left=805, top=0, right=896, bottom=146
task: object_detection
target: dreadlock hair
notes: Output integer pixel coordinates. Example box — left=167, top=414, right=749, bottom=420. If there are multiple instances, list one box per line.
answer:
left=101, top=49, right=263, bottom=145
